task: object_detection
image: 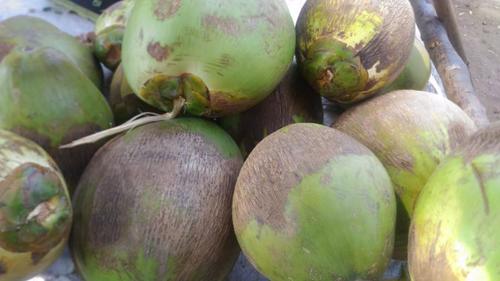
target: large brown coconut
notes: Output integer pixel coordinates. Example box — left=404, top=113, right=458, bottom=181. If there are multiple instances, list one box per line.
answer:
left=71, top=118, right=243, bottom=281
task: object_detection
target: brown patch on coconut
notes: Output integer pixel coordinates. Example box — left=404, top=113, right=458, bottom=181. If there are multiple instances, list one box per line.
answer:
left=460, top=121, right=500, bottom=163
left=203, top=15, right=240, bottom=37
left=154, top=0, right=182, bottom=21
left=147, top=41, right=171, bottom=62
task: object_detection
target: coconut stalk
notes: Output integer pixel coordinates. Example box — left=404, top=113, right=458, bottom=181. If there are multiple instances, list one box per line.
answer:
left=410, top=0, right=489, bottom=128
left=432, top=0, right=468, bottom=63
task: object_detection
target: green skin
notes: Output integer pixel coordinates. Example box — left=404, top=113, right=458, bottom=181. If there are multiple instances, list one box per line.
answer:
left=234, top=124, right=396, bottom=281
left=94, top=0, right=135, bottom=70
left=409, top=123, right=500, bottom=281
left=0, top=130, right=72, bottom=281
left=0, top=15, right=102, bottom=88
left=72, top=118, right=242, bottom=281
left=0, top=47, right=113, bottom=148
left=381, top=39, right=431, bottom=93
left=0, top=47, right=113, bottom=190
left=296, top=0, right=415, bottom=104
left=122, top=0, right=295, bottom=117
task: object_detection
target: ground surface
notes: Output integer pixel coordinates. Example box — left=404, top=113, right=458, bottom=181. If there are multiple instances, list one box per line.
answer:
left=455, top=0, right=500, bottom=121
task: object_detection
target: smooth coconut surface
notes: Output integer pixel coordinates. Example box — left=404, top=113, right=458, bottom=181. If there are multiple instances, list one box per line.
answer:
left=296, top=0, right=415, bottom=104
left=409, top=122, right=500, bottom=281
left=0, top=15, right=102, bottom=88
left=0, top=130, right=72, bottom=281
left=233, top=123, right=396, bottom=280
left=122, top=0, right=295, bottom=117
left=72, top=118, right=243, bottom=281
left=0, top=47, right=113, bottom=190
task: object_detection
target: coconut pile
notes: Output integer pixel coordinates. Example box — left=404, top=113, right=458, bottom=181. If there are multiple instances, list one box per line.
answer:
left=0, top=1, right=498, bottom=281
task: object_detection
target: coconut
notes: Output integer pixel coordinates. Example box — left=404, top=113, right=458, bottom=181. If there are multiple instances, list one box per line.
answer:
left=381, top=38, right=431, bottom=93
left=0, top=15, right=102, bottom=88
left=296, top=0, right=415, bottom=104
left=408, top=122, right=500, bottom=281
left=109, top=64, right=162, bottom=124
left=121, top=0, right=295, bottom=117
left=333, top=90, right=477, bottom=258
left=0, top=130, right=72, bottom=281
left=219, top=62, right=323, bottom=157
left=94, top=0, right=135, bottom=70
left=233, top=123, right=396, bottom=280
left=0, top=47, right=114, bottom=191
left=71, top=118, right=243, bottom=281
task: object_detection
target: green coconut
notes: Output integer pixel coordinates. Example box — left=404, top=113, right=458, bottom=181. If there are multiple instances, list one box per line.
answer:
left=0, top=47, right=114, bottom=191
left=409, top=121, right=500, bottom=281
left=72, top=118, right=243, bottom=281
left=233, top=123, right=396, bottom=281
left=296, top=0, right=415, bottom=104
left=219, top=62, right=323, bottom=157
left=0, top=15, right=102, bottom=88
left=122, top=0, right=295, bottom=117
left=110, top=64, right=162, bottom=124
left=333, top=90, right=477, bottom=258
left=381, top=38, right=431, bottom=93
left=0, top=130, right=72, bottom=281
left=94, top=0, right=135, bottom=70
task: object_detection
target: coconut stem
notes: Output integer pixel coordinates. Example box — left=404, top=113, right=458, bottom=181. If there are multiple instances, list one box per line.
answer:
left=301, top=40, right=368, bottom=102
left=60, top=97, right=185, bottom=148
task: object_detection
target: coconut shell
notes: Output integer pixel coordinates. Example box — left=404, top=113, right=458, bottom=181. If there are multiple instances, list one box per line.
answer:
left=219, top=62, right=323, bottom=157
left=233, top=123, right=396, bottom=280
left=296, top=0, right=415, bottom=104
left=380, top=38, right=431, bottom=93
left=0, top=130, right=72, bottom=281
left=109, top=64, right=163, bottom=124
left=333, top=90, right=477, bottom=258
left=0, top=47, right=114, bottom=192
left=94, top=0, right=135, bottom=70
left=408, top=121, right=500, bottom=281
left=0, top=15, right=102, bottom=88
left=122, top=0, right=295, bottom=117
left=71, top=118, right=243, bottom=281
left=226, top=253, right=268, bottom=281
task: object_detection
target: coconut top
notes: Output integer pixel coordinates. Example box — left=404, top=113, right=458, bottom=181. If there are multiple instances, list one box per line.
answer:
left=0, top=15, right=102, bottom=87
left=0, top=129, right=71, bottom=257
left=296, top=0, right=415, bottom=103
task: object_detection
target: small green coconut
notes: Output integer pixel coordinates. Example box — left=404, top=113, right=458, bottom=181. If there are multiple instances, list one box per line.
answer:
left=94, top=0, right=135, bottom=70
left=0, top=15, right=102, bottom=88
left=381, top=38, right=431, bottom=93
left=219, top=62, right=323, bottom=157
left=233, top=123, right=396, bottom=281
left=72, top=118, right=243, bottom=281
left=333, top=90, right=477, bottom=258
left=409, top=121, right=500, bottom=281
left=0, top=47, right=114, bottom=191
left=122, top=0, right=295, bottom=117
left=109, top=64, right=162, bottom=124
left=296, top=0, right=415, bottom=104
left=0, top=130, right=72, bottom=281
